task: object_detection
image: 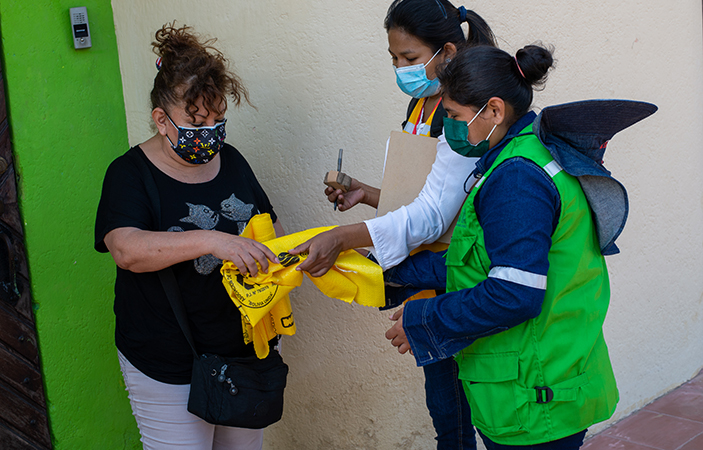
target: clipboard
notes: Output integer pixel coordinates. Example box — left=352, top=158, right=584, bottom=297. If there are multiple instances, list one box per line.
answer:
left=376, top=131, right=459, bottom=244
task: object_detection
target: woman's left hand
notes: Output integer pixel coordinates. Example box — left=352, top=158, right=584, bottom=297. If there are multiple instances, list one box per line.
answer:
left=386, top=308, right=412, bottom=355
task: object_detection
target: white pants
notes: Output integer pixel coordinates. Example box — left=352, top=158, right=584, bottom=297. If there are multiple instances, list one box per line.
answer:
left=118, top=351, right=264, bottom=450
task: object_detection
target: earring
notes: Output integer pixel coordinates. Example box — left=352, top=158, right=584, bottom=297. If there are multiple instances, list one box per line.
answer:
left=445, top=58, right=451, bottom=63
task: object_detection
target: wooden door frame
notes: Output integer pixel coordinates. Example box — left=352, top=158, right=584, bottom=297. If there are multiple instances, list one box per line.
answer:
left=0, top=46, right=52, bottom=450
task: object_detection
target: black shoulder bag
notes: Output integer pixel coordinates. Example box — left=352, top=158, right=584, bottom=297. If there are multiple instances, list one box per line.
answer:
left=128, top=149, right=288, bottom=429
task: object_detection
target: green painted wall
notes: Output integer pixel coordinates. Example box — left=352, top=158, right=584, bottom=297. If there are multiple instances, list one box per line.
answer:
left=0, top=1, right=139, bottom=448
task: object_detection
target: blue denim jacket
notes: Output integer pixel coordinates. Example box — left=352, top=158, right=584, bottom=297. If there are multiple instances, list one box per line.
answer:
left=391, top=100, right=657, bottom=366
left=534, top=100, right=657, bottom=255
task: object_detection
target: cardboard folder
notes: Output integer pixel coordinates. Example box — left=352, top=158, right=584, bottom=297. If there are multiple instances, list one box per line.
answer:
left=376, top=131, right=459, bottom=244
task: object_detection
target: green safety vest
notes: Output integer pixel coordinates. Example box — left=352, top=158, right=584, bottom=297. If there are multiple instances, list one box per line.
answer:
left=447, top=125, right=618, bottom=445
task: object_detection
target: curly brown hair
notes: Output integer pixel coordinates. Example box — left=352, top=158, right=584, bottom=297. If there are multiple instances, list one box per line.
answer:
left=150, top=22, right=250, bottom=121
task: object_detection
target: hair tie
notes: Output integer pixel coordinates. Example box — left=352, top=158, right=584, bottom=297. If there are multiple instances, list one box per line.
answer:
left=155, top=57, right=162, bottom=71
left=458, top=6, right=468, bottom=22
left=514, top=55, right=526, bottom=79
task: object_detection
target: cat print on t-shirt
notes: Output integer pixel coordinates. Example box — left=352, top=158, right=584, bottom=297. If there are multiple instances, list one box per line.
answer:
left=167, top=194, right=258, bottom=275
left=220, top=193, right=254, bottom=223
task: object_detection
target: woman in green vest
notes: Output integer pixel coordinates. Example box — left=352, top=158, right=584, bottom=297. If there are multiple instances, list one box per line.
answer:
left=384, top=43, right=622, bottom=449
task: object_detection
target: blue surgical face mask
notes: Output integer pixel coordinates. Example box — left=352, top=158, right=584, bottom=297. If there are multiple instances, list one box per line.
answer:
left=394, top=48, right=442, bottom=99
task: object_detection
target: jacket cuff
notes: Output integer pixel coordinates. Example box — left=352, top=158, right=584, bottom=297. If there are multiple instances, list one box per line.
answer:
left=403, top=296, right=475, bottom=367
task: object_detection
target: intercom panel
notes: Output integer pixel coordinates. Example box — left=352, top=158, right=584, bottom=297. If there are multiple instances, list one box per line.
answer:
left=70, top=7, right=91, bottom=49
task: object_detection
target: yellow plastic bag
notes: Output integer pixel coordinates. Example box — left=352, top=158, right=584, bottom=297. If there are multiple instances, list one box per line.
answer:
left=221, top=214, right=384, bottom=358
left=221, top=214, right=296, bottom=359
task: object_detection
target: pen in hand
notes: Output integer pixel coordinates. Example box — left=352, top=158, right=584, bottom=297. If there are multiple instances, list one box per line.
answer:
left=334, top=148, right=343, bottom=211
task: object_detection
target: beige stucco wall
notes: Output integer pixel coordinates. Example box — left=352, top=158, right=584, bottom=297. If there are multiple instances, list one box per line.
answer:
left=111, top=1, right=703, bottom=448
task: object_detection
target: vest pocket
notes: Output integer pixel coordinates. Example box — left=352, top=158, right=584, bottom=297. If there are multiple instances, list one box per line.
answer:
left=457, top=352, right=527, bottom=437
left=445, top=235, right=477, bottom=266
left=446, top=234, right=492, bottom=291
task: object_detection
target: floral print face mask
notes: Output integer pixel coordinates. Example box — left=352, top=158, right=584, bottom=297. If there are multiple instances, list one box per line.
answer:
left=166, top=114, right=227, bottom=164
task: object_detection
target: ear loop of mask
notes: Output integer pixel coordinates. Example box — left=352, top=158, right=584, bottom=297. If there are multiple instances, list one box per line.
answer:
left=465, top=104, right=484, bottom=141
left=424, top=47, right=442, bottom=69
left=164, top=114, right=179, bottom=149
left=483, top=124, right=498, bottom=143
left=462, top=105, right=498, bottom=193
left=394, top=47, right=442, bottom=72
left=422, top=47, right=442, bottom=70
left=466, top=103, right=498, bottom=145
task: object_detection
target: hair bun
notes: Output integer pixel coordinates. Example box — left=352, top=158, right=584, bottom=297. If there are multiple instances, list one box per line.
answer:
left=515, top=44, right=554, bottom=87
left=149, top=22, right=249, bottom=119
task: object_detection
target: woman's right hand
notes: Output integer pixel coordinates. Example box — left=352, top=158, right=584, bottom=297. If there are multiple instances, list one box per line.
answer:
left=326, top=178, right=380, bottom=211
left=288, top=223, right=373, bottom=277
left=210, top=232, right=279, bottom=276
left=289, top=228, right=344, bottom=277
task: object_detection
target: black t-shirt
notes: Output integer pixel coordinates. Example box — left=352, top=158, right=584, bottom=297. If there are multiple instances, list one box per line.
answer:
left=95, top=144, right=277, bottom=384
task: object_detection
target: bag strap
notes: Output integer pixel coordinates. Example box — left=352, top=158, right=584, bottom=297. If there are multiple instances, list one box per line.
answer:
left=127, top=149, right=199, bottom=359
left=157, top=269, right=199, bottom=358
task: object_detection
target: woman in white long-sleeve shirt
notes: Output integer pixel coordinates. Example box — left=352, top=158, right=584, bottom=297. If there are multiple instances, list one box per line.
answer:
left=290, top=1, right=495, bottom=448
left=366, top=133, right=473, bottom=270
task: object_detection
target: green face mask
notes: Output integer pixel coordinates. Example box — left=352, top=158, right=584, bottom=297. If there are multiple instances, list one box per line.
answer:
left=443, top=103, right=497, bottom=157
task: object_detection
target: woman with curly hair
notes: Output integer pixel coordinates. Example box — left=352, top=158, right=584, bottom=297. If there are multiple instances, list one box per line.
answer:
left=95, top=23, right=282, bottom=449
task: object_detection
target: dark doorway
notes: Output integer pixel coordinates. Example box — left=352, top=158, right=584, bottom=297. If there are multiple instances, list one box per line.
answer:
left=0, top=51, right=52, bottom=449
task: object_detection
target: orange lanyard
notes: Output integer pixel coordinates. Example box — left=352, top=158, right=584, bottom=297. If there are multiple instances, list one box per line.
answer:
left=412, top=97, right=442, bottom=135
